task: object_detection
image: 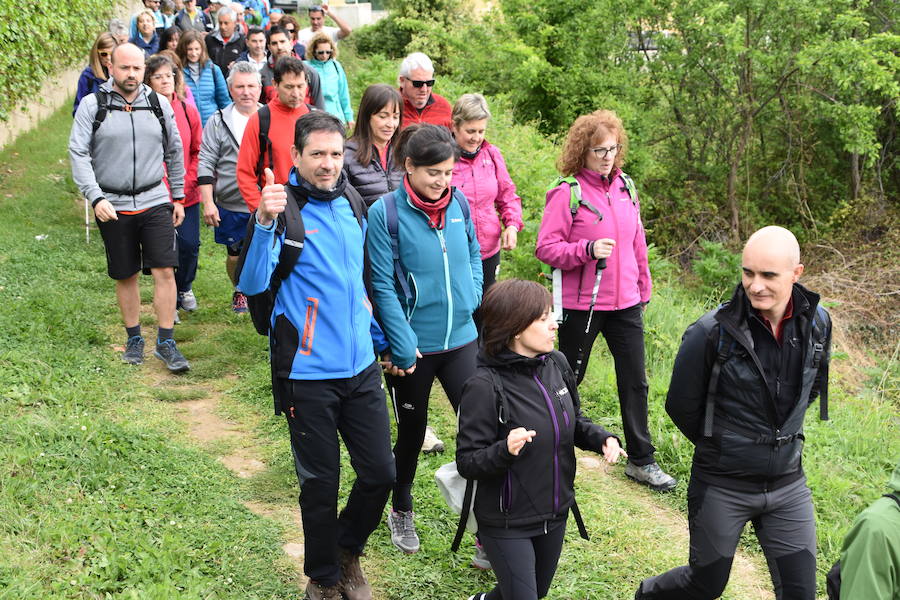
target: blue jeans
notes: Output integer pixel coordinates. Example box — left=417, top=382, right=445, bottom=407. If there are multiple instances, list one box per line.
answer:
left=175, top=203, right=200, bottom=294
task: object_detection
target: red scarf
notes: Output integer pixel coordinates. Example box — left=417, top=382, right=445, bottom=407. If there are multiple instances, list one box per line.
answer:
left=404, top=177, right=451, bottom=229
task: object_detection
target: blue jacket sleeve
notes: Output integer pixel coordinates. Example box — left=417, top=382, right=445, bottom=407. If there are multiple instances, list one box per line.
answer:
left=236, top=219, right=279, bottom=296
left=73, top=69, right=92, bottom=116
left=463, top=193, right=484, bottom=306
left=336, top=61, right=353, bottom=123
left=212, top=64, right=231, bottom=110
left=365, top=200, right=419, bottom=369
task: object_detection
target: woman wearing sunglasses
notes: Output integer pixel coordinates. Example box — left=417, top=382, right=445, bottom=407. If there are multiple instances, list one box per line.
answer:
left=73, top=32, right=118, bottom=115
left=366, top=124, right=482, bottom=555
left=457, top=278, right=626, bottom=600
left=306, top=32, right=353, bottom=129
left=536, top=109, right=676, bottom=493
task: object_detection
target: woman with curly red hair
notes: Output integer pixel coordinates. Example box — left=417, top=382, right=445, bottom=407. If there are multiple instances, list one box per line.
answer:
left=536, top=109, right=676, bottom=492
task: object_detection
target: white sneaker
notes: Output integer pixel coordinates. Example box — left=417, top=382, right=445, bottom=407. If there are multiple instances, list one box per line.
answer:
left=178, top=289, right=198, bottom=312
left=472, top=540, right=492, bottom=570
left=421, top=425, right=445, bottom=454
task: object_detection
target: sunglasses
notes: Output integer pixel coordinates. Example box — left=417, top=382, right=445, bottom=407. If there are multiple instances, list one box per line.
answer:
left=407, top=78, right=435, bottom=88
left=315, top=50, right=332, bottom=56
left=98, top=51, right=111, bottom=58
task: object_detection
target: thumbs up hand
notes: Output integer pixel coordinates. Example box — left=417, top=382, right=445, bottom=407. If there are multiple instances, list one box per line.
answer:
left=257, top=168, right=287, bottom=227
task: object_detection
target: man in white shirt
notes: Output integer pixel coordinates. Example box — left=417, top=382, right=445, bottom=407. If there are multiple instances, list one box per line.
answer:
left=296, top=4, right=351, bottom=48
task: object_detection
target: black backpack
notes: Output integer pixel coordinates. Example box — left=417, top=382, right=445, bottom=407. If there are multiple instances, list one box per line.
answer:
left=451, top=351, right=590, bottom=551
left=93, top=89, right=168, bottom=147
left=826, top=492, right=900, bottom=599
left=234, top=182, right=367, bottom=336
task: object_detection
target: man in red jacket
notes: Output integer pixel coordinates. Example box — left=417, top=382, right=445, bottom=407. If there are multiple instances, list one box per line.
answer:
left=398, top=52, right=452, bottom=130
left=237, top=56, right=311, bottom=212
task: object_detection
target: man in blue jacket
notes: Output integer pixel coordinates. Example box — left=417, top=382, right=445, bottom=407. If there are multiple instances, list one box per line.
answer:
left=238, top=112, right=395, bottom=600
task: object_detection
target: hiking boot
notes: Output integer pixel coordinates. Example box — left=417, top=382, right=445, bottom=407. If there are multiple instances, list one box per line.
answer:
left=154, top=339, right=190, bottom=373
left=178, top=289, right=198, bottom=312
left=387, top=509, right=420, bottom=554
left=122, top=335, right=145, bottom=365
left=625, top=461, right=677, bottom=492
left=304, top=580, right=342, bottom=600
left=339, top=549, right=373, bottom=600
left=421, top=425, right=445, bottom=454
left=471, top=539, right=492, bottom=570
left=232, top=291, right=248, bottom=314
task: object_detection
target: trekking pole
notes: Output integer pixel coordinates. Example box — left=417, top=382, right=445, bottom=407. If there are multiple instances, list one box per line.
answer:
left=573, top=257, right=607, bottom=382
left=84, top=197, right=90, bottom=243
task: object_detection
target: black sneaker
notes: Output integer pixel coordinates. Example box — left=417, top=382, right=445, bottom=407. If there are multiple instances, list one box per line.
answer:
left=123, top=336, right=145, bottom=365
left=154, top=339, right=190, bottom=373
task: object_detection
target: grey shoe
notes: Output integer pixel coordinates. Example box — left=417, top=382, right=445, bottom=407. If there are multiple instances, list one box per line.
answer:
left=625, top=461, right=677, bottom=492
left=472, top=540, right=492, bottom=570
left=178, top=289, right=198, bottom=312
left=154, top=339, right=190, bottom=373
left=387, top=509, right=420, bottom=554
left=339, top=549, right=373, bottom=600
left=421, top=425, right=445, bottom=454
left=304, top=580, right=342, bottom=600
left=122, top=335, right=145, bottom=365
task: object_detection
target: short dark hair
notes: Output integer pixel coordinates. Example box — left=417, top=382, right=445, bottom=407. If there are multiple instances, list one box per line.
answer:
left=294, top=111, right=346, bottom=152
left=247, top=26, right=265, bottom=39
left=267, top=25, right=290, bottom=44
left=480, top=279, right=552, bottom=357
left=273, top=56, right=306, bottom=84
left=308, top=5, right=324, bottom=14
left=394, top=123, right=459, bottom=168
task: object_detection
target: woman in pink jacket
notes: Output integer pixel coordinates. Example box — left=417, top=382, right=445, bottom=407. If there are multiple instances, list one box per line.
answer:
left=451, top=94, right=524, bottom=316
left=536, top=109, right=676, bottom=493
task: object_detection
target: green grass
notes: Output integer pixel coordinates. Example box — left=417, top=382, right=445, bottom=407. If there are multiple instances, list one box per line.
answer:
left=0, top=49, right=897, bottom=600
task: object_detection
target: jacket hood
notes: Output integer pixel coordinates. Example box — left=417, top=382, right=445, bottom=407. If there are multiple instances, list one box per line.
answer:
left=212, top=29, right=243, bottom=43
left=478, top=348, right=550, bottom=371
left=717, top=281, right=819, bottom=328
left=890, top=460, right=900, bottom=493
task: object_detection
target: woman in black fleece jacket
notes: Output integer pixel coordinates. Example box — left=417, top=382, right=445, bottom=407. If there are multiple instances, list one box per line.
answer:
left=457, top=279, right=627, bottom=600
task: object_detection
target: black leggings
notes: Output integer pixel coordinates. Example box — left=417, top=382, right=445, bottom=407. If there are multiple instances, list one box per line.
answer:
left=479, top=522, right=567, bottom=600
left=387, top=341, right=478, bottom=511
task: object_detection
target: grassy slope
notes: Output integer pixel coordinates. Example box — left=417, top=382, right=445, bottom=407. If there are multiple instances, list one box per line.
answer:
left=0, top=49, right=896, bottom=600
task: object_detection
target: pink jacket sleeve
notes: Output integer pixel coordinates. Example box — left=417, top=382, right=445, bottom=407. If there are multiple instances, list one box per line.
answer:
left=488, top=146, right=524, bottom=231
left=633, top=203, right=652, bottom=303
left=535, top=183, right=592, bottom=271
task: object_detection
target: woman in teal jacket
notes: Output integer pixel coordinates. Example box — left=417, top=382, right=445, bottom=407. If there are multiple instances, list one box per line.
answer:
left=306, top=32, right=354, bottom=128
left=367, top=124, right=482, bottom=555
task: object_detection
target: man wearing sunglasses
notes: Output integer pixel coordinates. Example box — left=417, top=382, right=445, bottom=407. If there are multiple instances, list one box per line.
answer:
left=398, top=52, right=452, bottom=130
left=296, top=4, right=352, bottom=49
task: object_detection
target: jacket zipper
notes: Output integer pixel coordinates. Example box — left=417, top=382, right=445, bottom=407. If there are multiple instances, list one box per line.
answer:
left=437, top=227, right=453, bottom=349
left=130, top=109, right=137, bottom=209
left=331, top=200, right=357, bottom=368
left=534, top=370, right=561, bottom=514
left=606, top=187, right=620, bottom=309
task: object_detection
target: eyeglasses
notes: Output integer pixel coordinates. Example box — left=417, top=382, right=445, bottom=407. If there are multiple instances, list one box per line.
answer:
left=150, top=72, right=175, bottom=80
left=590, top=144, right=621, bottom=158
left=315, top=50, right=332, bottom=56
left=406, top=78, right=435, bottom=88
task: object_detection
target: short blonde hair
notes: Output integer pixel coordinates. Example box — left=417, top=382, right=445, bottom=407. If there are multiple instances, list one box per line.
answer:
left=556, top=109, right=629, bottom=176
left=451, top=93, right=491, bottom=128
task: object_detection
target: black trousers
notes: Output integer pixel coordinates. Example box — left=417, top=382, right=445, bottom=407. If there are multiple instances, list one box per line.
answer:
left=479, top=522, right=567, bottom=600
left=275, top=362, right=396, bottom=587
left=386, top=341, right=478, bottom=511
left=637, top=477, right=817, bottom=599
left=558, top=304, right=656, bottom=465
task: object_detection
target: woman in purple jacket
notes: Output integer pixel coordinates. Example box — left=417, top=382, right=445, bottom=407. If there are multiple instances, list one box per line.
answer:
left=450, top=94, right=524, bottom=314
left=535, top=109, right=676, bottom=492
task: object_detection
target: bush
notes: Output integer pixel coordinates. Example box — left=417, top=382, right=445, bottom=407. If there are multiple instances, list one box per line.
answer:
left=0, top=0, right=121, bottom=120
left=691, top=240, right=742, bottom=303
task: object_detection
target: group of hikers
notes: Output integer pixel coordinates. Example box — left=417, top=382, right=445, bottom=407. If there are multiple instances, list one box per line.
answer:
left=65, top=3, right=899, bottom=599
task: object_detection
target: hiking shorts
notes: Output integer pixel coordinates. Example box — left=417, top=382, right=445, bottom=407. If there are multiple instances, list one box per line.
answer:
left=96, top=203, right=177, bottom=280
left=214, top=206, right=251, bottom=253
